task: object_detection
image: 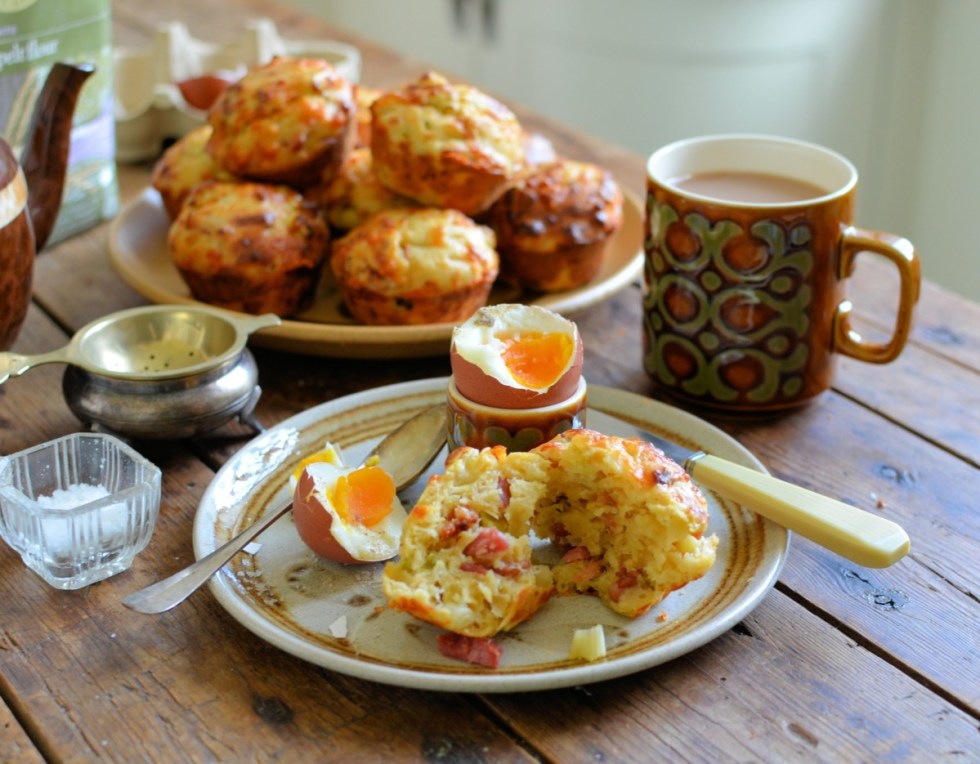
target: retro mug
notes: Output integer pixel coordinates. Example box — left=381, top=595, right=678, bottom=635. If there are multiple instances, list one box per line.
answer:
left=643, top=134, right=920, bottom=412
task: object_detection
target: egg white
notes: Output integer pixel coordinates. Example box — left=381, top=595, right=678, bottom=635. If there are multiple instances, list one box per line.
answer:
left=289, top=441, right=345, bottom=492
left=300, top=460, right=407, bottom=562
left=451, top=304, right=579, bottom=390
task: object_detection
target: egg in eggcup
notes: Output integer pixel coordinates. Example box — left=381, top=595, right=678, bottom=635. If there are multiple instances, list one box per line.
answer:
left=448, top=304, right=587, bottom=452
left=207, top=56, right=356, bottom=189
left=370, top=71, right=526, bottom=217
left=329, top=207, right=499, bottom=326
left=486, top=159, right=624, bottom=292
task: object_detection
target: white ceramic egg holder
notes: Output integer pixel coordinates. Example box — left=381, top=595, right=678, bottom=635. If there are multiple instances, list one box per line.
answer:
left=113, top=18, right=361, bottom=162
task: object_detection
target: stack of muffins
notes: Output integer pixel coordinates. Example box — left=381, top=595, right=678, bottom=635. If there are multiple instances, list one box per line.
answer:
left=153, top=58, right=625, bottom=323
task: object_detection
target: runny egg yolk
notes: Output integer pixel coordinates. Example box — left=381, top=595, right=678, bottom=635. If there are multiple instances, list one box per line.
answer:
left=329, top=465, right=396, bottom=527
left=499, top=331, right=575, bottom=390
left=291, top=446, right=342, bottom=484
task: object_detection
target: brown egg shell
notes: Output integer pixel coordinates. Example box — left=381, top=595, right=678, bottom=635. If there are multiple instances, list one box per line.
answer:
left=450, top=332, right=584, bottom=409
left=292, top=467, right=364, bottom=565
left=176, top=74, right=234, bottom=111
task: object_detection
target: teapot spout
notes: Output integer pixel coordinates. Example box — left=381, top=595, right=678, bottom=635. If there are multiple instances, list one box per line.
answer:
left=20, top=62, right=95, bottom=251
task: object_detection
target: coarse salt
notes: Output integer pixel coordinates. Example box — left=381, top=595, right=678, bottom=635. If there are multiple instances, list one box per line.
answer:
left=35, top=484, right=112, bottom=509
left=34, top=483, right=130, bottom=555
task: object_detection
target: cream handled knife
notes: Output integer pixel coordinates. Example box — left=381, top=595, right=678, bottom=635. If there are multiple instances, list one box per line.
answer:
left=588, top=410, right=910, bottom=568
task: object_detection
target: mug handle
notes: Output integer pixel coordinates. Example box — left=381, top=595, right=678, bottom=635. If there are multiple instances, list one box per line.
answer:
left=833, top=226, right=921, bottom=363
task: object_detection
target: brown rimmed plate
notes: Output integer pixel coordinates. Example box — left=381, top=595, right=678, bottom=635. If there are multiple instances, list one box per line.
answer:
left=192, top=378, right=788, bottom=692
left=108, top=188, right=644, bottom=359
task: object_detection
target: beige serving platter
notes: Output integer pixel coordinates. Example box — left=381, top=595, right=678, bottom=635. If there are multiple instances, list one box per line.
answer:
left=107, top=188, right=645, bottom=359
left=192, top=378, right=788, bottom=693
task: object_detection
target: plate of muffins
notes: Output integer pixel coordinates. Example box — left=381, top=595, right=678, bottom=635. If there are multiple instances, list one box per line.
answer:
left=192, top=377, right=788, bottom=693
left=108, top=60, right=644, bottom=359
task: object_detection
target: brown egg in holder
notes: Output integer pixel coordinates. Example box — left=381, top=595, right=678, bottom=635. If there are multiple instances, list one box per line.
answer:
left=447, top=304, right=587, bottom=451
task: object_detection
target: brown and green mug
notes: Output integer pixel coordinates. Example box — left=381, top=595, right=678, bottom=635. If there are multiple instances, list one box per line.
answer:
left=643, top=134, right=920, bottom=413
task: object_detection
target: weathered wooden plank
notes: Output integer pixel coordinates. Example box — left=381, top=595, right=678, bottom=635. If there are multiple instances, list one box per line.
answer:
left=834, top=338, right=980, bottom=467
left=484, top=588, right=979, bottom=763
left=0, top=699, right=44, bottom=764
left=0, top=315, right=537, bottom=762
left=723, top=392, right=979, bottom=709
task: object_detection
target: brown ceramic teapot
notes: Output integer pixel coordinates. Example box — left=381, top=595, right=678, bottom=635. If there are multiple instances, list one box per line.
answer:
left=0, top=62, right=94, bottom=351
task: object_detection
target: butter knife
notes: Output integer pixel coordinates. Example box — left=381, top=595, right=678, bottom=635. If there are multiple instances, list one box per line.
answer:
left=587, top=409, right=910, bottom=568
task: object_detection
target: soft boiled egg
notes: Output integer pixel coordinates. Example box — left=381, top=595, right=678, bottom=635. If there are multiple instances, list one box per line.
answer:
left=450, top=303, right=584, bottom=409
left=291, top=449, right=407, bottom=565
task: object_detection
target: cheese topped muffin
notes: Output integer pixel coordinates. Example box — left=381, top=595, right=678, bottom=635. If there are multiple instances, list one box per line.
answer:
left=330, top=207, right=499, bottom=325
left=384, top=429, right=718, bottom=640
left=305, top=147, right=413, bottom=232
left=208, top=56, right=355, bottom=188
left=370, top=71, right=526, bottom=216
left=168, top=180, right=330, bottom=316
left=487, top=159, right=624, bottom=292
left=382, top=445, right=554, bottom=638
left=151, top=125, right=235, bottom=219
left=531, top=429, right=717, bottom=618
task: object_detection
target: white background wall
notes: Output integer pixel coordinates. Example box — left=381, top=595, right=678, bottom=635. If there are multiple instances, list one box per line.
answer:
left=286, top=0, right=978, bottom=302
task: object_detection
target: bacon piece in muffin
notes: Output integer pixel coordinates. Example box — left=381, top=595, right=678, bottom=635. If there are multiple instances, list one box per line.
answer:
left=382, top=445, right=554, bottom=639
left=370, top=71, right=526, bottom=216
left=151, top=125, right=236, bottom=219
left=330, top=207, right=499, bottom=325
left=168, top=181, right=329, bottom=317
left=208, top=56, right=355, bottom=188
left=486, top=159, right=624, bottom=292
left=530, top=429, right=717, bottom=618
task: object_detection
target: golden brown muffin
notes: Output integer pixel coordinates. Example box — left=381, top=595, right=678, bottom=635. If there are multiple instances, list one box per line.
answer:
left=353, top=84, right=383, bottom=148
left=486, top=159, right=624, bottom=292
left=530, top=429, right=717, bottom=618
left=370, top=71, right=526, bottom=216
left=207, top=56, right=355, bottom=188
left=382, top=445, right=555, bottom=638
left=330, top=207, right=499, bottom=325
left=168, top=181, right=330, bottom=316
left=305, top=147, right=413, bottom=232
left=151, top=125, right=236, bottom=219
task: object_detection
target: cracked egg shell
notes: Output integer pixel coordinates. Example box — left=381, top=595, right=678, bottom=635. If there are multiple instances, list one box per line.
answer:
left=293, top=461, right=406, bottom=564
left=450, top=304, right=583, bottom=409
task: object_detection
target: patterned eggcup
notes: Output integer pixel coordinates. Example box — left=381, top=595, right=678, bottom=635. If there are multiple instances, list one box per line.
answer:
left=447, top=377, right=587, bottom=452
left=643, top=134, right=920, bottom=413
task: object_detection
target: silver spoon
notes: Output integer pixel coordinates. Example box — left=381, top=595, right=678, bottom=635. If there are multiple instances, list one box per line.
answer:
left=122, top=404, right=448, bottom=614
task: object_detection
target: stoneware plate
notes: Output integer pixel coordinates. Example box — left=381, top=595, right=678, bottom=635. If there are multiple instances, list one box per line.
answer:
left=108, top=188, right=644, bottom=359
left=193, top=378, right=788, bottom=693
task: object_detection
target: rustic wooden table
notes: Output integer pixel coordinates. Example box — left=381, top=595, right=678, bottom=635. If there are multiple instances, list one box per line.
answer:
left=0, top=1, right=977, bottom=761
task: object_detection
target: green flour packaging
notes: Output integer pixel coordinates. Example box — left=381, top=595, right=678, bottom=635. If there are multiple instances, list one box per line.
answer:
left=0, top=0, right=118, bottom=246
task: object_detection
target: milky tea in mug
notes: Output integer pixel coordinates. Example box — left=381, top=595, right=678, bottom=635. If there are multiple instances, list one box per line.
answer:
left=643, top=134, right=920, bottom=412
